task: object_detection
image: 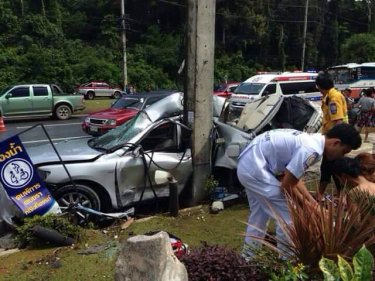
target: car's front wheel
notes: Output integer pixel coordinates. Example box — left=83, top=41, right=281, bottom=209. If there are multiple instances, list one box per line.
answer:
left=54, top=104, right=72, bottom=120
left=86, top=91, right=95, bottom=100
left=113, top=91, right=121, bottom=99
left=54, top=184, right=101, bottom=212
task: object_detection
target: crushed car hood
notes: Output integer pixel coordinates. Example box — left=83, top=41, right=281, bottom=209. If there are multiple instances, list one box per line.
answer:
left=26, top=137, right=102, bottom=164
left=26, top=93, right=226, bottom=165
left=143, top=92, right=225, bottom=122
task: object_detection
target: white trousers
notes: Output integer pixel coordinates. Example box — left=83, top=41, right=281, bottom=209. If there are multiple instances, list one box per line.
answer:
left=237, top=173, right=292, bottom=257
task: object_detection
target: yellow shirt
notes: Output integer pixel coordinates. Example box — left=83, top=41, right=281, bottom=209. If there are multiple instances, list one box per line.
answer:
left=321, top=88, right=348, bottom=134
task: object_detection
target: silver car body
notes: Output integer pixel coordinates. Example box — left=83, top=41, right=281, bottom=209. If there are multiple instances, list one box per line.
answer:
left=24, top=92, right=321, bottom=211
left=213, top=93, right=322, bottom=170
left=27, top=93, right=193, bottom=210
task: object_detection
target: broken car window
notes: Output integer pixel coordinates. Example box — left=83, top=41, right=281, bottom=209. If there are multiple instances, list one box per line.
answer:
left=88, top=111, right=152, bottom=151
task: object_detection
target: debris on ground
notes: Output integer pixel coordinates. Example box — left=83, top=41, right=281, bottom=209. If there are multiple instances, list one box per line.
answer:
left=121, top=217, right=134, bottom=230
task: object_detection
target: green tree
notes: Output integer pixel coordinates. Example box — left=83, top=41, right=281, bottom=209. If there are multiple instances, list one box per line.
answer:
left=341, top=33, right=375, bottom=62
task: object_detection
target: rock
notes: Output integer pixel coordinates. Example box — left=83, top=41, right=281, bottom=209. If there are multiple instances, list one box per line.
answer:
left=0, top=232, right=17, bottom=249
left=115, top=231, right=188, bottom=281
left=210, top=201, right=224, bottom=213
left=0, top=248, right=20, bottom=257
left=50, top=259, right=62, bottom=269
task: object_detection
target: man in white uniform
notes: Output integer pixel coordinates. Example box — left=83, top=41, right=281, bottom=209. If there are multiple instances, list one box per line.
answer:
left=237, top=124, right=361, bottom=257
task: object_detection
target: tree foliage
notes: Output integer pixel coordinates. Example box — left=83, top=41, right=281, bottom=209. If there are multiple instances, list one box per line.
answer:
left=0, top=0, right=374, bottom=91
left=341, top=33, right=375, bottom=63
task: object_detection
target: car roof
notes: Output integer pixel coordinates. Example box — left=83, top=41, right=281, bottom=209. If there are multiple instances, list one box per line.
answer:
left=123, top=90, right=181, bottom=98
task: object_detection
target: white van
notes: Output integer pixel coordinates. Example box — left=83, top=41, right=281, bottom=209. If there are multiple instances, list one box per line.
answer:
left=229, top=72, right=321, bottom=109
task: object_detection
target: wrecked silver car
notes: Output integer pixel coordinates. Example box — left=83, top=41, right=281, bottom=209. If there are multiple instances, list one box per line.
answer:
left=27, top=93, right=192, bottom=212
left=24, top=92, right=321, bottom=212
left=211, top=93, right=322, bottom=188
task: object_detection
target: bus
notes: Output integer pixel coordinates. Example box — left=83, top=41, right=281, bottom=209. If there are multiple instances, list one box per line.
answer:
left=327, top=62, right=375, bottom=98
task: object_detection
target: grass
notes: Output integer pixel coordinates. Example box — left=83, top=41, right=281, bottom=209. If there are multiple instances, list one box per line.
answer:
left=80, top=98, right=114, bottom=115
left=1, top=203, right=249, bottom=281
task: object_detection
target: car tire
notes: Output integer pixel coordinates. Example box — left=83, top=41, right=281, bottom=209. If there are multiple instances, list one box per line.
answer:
left=54, top=184, right=101, bottom=212
left=54, top=104, right=72, bottom=120
left=86, top=92, right=95, bottom=100
left=113, top=91, right=121, bottom=99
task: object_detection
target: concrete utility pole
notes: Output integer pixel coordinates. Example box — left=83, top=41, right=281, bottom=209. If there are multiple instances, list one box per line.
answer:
left=185, top=0, right=216, bottom=204
left=121, top=0, right=128, bottom=90
left=301, top=0, right=309, bottom=71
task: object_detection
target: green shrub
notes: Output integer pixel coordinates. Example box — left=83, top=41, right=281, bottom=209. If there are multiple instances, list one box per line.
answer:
left=249, top=246, right=309, bottom=281
left=319, top=245, right=374, bottom=281
left=16, top=214, right=83, bottom=248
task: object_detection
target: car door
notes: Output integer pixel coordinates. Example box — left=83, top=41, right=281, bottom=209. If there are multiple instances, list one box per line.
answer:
left=213, top=93, right=284, bottom=170
left=115, top=121, right=192, bottom=207
left=31, top=86, right=53, bottom=113
left=96, top=83, right=110, bottom=97
left=2, top=86, right=32, bottom=116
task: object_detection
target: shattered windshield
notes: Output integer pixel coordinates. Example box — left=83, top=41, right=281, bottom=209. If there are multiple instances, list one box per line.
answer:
left=234, top=83, right=265, bottom=95
left=112, top=97, right=143, bottom=110
left=88, top=111, right=152, bottom=151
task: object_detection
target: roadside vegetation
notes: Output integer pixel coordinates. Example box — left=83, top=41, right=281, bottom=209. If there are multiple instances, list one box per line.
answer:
left=1, top=204, right=249, bottom=281
left=1, top=1, right=375, bottom=93
left=81, top=98, right=113, bottom=114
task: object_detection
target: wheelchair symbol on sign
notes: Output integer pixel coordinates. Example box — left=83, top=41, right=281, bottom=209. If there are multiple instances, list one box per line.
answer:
left=1, top=158, right=33, bottom=189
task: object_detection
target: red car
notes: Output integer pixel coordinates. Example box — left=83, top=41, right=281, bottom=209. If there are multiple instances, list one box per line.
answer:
left=77, top=81, right=123, bottom=100
left=82, top=91, right=177, bottom=135
left=213, top=82, right=240, bottom=98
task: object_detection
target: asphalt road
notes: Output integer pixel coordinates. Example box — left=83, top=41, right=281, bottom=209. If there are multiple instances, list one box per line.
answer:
left=0, top=115, right=92, bottom=147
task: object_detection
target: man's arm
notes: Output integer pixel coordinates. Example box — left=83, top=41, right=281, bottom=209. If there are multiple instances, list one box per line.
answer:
left=318, top=181, right=329, bottom=199
left=328, top=95, right=346, bottom=125
left=331, top=119, right=343, bottom=126
left=281, top=169, right=318, bottom=206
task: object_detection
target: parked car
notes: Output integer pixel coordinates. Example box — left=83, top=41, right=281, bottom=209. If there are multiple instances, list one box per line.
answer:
left=77, top=81, right=122, bottom=100
left=25, top=92, right=321, bottom=213
left=0, top=84, right=85, bottom=120
left=82, top=91, right=180, bottom=136
left=213, top=82, right=240, bottom=98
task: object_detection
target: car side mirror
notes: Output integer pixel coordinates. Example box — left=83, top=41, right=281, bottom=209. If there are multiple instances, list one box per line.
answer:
left=5, top=93, right=12, bottom=99
left=262, top=91, right=270, bottom=97
left=154, top=170, right=172, bottom=185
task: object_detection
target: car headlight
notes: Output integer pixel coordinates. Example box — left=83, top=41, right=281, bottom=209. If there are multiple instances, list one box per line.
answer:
left=107, top=119, right=116, bottom=126
left=85, top=117, right=90, bottom=123
left=38, top=169, right=51, bottom=181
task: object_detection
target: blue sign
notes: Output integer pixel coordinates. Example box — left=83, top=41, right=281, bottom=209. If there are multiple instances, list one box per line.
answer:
left=0, top=136, right=57, bottom=216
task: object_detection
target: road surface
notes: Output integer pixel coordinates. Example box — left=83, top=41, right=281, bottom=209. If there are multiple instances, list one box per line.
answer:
left=0, top=115, right=91, bottom=147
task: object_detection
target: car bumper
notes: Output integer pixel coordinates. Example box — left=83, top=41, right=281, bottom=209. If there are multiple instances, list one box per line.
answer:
left=82, top=123, right=116, bottom=136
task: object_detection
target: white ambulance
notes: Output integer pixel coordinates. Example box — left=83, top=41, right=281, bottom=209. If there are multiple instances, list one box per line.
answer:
left=229, top=72, right=321, bottom=109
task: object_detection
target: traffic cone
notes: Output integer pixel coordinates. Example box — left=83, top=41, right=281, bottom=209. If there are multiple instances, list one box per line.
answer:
left=0, top=117, right=7, bottom=132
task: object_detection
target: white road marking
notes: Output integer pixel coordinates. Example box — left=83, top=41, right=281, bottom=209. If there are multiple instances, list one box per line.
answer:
left=16, top=123, right=82, bottom=129
left=22, top=136, right=90, bottom=144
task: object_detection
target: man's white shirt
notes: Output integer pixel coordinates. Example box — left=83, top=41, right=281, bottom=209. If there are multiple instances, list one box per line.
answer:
left=238, top=129, right=325, bottom=186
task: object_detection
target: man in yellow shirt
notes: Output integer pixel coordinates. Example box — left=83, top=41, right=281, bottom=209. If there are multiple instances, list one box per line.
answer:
left=316, top=71, right=349, bottom=196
